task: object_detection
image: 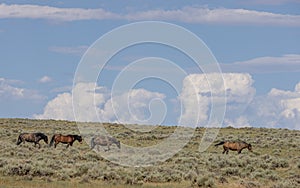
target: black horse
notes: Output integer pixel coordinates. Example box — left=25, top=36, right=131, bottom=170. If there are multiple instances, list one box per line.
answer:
left=16, top=132, right=48, bottom=148
left=91, top=135, right=121, bottom=151
left=49, top=134, right=83, bottom=148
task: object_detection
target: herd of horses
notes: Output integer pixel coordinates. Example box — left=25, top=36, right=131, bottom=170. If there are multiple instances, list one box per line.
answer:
left=16, top=132, right=120, bottom=151
left=16, top=132, right=253, bottom=154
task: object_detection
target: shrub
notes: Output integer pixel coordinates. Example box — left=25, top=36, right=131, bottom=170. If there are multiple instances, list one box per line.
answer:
left=103, top=171, right=121, bottom=181
left=271, top=180, right=297, bottom=188
left=57, top=172, right=70, bottom=181
left=223, top=167, right=240, bottom=176
left=184, top=170, right=197, bottom=181
left=6, top=164, right=31, bottom=176
left=72, top=165, right=89, bottom=177
left=196, top=175, right=215, bottom=188
left=267, top=173, right=280, bottom=181
left=218, top=176, right=228, bottom=184
left=271, top=159, right=289, bottom=169
left=30, top=166, right=54, bottom=177
left=240, top=180, right=261, bottom=188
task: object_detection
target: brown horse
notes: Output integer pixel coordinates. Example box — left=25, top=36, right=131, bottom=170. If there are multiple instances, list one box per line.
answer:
left=16, top=133, right=48, bottom=148
left=49, top=134, right=82, bottom=148
left=215, top=140, right=252, bottom=154
left=91, top=135, right=120, bottom=152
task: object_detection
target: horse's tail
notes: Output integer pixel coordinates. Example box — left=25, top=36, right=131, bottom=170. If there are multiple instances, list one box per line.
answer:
left=215, top=141, right=225, bottom=147
left=49, top=135, right=55, bottom=147
left=16, top=135, right=22, bottom=145
left=90, top=137, right=95, bottom=149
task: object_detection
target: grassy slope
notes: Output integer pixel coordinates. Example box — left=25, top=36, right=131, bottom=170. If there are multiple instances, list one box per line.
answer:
left=0, top=118, right=299, bottom=188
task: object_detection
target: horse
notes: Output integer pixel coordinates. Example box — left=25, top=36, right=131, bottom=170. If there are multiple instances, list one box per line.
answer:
left=49, top=134, right=82, bottom=148
left=215, top=140, right=252, bottom=154
left=16, top=132, right=48, bottom=148
left=90, top=135, right=121, bottom=152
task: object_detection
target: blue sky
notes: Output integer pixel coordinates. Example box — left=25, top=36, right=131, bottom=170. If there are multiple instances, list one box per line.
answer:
left=0, top=1, right=299, bottom=129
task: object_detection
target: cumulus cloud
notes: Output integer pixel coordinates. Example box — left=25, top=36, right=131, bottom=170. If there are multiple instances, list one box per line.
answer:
left=0, top=77, right=44, bottom=100
left=0, top=4, right=299, bottom=26
left=246, top=83, right=300, bottom=130
left=36, top=82, right=108, bottom=121
left=180, top=73, right=255, bottom=127
left=180, top=73, right=300, bottom=130
left=35, top=82, right=166, bottom=124
left=100, top=89, right=165, bottom=125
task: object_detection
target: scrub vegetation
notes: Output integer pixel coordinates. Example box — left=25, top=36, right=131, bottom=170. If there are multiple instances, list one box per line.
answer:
left=0, top=118, right=299, bottom=188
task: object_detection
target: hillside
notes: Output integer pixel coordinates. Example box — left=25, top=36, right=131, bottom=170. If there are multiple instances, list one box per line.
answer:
left=0, top=118, right=299, bottom=188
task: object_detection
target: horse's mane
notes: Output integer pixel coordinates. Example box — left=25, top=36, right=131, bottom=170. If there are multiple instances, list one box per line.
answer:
left=236, top=140, right=249, bottom=145
left=71, top=134, right=82, bottom=140
left=35, top=132, right=46, bottom=137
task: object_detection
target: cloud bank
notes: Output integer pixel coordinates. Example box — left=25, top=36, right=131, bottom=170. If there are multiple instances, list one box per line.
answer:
left=35, top=74, right=300, bottom=130
left=180, top=73, right=255, bottom=127
left=246, top=83, right=300, bottom=130
left=0, top=4, right=299, bottom=26
left=181, top=73, right=300, bottom=129
left=35, top=82, right=165, bottom=124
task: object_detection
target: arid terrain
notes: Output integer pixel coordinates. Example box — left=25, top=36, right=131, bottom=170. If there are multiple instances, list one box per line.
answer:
left=0, top=118, right=299, bottom=188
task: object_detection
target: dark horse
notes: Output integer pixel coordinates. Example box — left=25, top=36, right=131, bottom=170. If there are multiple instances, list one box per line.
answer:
left=49, top=134, right=82, bottom=148
left=91, top=135, right=121, bottom=152
left=215, top=140, right=252, bottom=154
left=16, top=133, right=48, bottom=148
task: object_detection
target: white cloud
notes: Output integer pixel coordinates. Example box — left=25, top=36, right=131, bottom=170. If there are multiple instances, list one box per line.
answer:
left=126, top=7, right=300, bottom=26
left=246, top=82, right=300, bottom=130
left=0, top=3, right=120, bottom=21
left=180, top=73, right=255, bottom=127
left=100, top=89, right=165, bottom=125
left=249, top=0, right=300, bottom=5
left=180, top=73, right=300, bottom=130
left=49, top=45, right=89, bottom=56
left=0, top=4, right=299, bottom=26
left=34, top=92, right=74, bottom=120
left=35, top=82, right=166, bottom=124
left=224, top=116, right=251, bottom=128
left=0, top=77, right=44, bottom=100
left=36, top=82, right=108, bottom=121
left=38, top=76, right=52, bottom=83
left=222, top=54, right=300, bottom=73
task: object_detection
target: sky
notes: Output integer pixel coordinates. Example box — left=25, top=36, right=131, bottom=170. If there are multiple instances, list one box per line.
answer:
left=0, top=0, right=299, bottom=130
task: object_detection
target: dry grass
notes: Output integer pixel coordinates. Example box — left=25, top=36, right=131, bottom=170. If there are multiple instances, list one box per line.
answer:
left=0, top=118, right=299, bottom=188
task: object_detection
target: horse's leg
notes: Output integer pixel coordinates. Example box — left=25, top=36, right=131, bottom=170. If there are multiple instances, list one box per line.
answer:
left=222, top=146, right=226, bottom=154
left=66, top=144, right=69, bottom=149
left=38, top=143, right=41, bottom=149
left=239, top=148, right=245, bottom=154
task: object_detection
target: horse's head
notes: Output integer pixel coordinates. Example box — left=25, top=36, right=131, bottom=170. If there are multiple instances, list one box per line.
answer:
left=77, top=135, right=83, bottom=143
left=248, top=143, right=253, bottom=152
